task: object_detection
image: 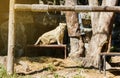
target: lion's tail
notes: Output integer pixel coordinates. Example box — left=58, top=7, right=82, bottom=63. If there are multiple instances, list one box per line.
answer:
left=34, top=37, right=41, bottom=45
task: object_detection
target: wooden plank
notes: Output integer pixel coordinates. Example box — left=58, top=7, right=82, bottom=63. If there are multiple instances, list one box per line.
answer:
left=100, top=52, right=120, bottom=56
left=27, top=45, right=67, bottom=59
left=7, top=0, right=15, bottom=75
left=27, top=44, right=66, bottom=48
left=99, top=52, right=120, bottom=76
left=108, top=67, right=120, bottom=70
left=14, top=4, right=120, bottom=12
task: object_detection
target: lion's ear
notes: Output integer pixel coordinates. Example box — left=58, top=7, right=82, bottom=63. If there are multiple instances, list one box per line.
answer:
left=63, top=23, right=67, bottom=26
left=59, top=23, right=62, bottom=26
left=59, top=23, right=66, bottom=26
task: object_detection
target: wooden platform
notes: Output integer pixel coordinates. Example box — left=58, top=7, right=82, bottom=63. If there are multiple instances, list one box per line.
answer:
left=100, top=52, right=120, bottom=56
left=99, top=52, right=120, bottom=76
left=26, top=44, right=67, bottom=59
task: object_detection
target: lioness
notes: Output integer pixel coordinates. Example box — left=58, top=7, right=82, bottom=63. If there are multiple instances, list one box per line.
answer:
left=34, top=23, right=66, bottom=45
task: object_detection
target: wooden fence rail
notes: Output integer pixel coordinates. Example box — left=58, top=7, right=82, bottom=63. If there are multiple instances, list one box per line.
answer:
left=15, top=4, right=120, bottom=12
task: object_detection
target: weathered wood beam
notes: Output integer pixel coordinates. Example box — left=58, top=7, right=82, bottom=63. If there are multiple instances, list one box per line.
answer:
left=14, top=4, right=120, bottom=12
left=27, top=45, right=67, bottom=59
left=7, top=0, right=15, bottom=75
left=27, top=44, right=66, bottom=48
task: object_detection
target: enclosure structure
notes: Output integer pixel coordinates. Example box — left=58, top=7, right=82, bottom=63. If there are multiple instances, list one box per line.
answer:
left=8, top=0, right=120, bottom=74
left=99, top=52, right=120, bottom=76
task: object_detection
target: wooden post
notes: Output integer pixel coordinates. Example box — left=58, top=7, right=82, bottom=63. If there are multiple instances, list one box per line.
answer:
left=7, top=0, right=15, bottom=75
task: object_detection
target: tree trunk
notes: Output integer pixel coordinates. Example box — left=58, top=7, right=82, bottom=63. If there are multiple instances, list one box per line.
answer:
left=88, top=0, right=99, bottom=34
left=83, top=0, right=117, bottom=68
left=65, top=0, right=80, bottom=37
left=65, top=0, right=84, bottom=57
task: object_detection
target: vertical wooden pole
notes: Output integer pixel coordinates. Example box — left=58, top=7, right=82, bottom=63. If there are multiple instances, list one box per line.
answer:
left=7, top=0, right=15, bottom=75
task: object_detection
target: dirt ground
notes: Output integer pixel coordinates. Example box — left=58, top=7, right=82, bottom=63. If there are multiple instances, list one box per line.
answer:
left=13, top=56, right=120, bottom=78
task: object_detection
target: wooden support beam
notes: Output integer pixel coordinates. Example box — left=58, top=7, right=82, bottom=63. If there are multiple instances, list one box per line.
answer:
left=99, top=52, right=120, bottom=76
left=27, top=45, right=67, bottom=59
left=7, top=0, right=15, bottom=75
left=100, top=52, right=120, bottom=56
left=27, top=44, right=66, bottom=48
left=14, top=4, right=120, bottom=12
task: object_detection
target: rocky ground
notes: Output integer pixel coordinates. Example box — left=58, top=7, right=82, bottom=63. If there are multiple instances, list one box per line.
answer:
left=11, top=56, right=120, bottom=78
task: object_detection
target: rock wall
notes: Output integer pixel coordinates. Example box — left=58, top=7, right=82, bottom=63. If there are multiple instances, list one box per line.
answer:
left=0, top=0, right=61, bottom=56
left=0, top=15, right=27, bottom=56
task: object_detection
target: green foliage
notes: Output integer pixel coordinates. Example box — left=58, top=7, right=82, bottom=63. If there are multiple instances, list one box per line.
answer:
left=73, top=74, right=85, bottom=78
left=110, top=46, right=117, bottom=51
left=53, top=73, right=65, bottom=78
left=54, top=73, right=60, bottom=78
left=73, top=68, right=85, bottom=78
left=0, top=64, right=7, bottom=78
left=0, top=64, right=31, bottom=78
left=47, top=64, right=57, bottom=72
left=53, top=73, right=85, bottom=78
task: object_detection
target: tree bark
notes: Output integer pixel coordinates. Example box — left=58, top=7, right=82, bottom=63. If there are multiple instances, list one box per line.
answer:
left=65, top=0, right=80, bottom=37
left=83, top=0, right=117, bottom=68
left=65, top=0, right=84, bottom=57
left=88, top=0, right=99, bottom=34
